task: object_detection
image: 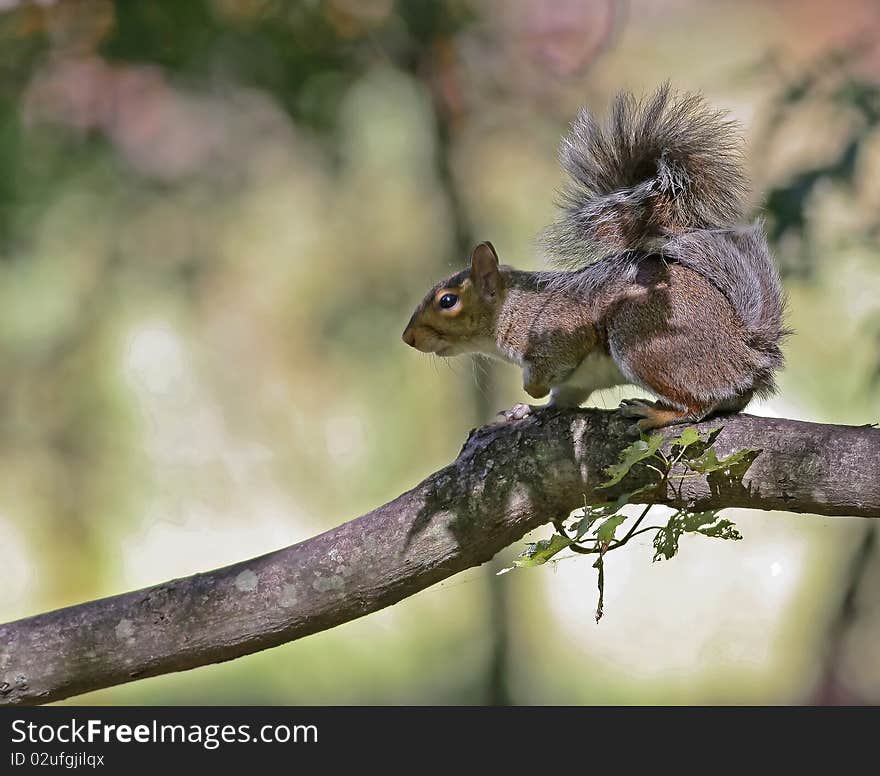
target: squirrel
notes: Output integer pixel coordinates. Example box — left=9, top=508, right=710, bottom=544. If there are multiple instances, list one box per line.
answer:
left=402, top=85, right=789, bottom=434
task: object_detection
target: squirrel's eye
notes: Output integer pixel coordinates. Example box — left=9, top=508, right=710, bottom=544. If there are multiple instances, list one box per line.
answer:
left=439, top=293, right=459, bottom=309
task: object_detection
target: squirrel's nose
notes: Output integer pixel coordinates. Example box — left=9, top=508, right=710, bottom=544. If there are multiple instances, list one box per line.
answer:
left=402, top=328, right=416, bottom=348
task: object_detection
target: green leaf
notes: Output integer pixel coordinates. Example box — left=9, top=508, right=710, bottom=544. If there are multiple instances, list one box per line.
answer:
left=652, top=518, right=682, bottom=562
left=593, top=514, right=628, bottom=543
left=597, top=434, right=665, bottom=489
left=571, top=483, right=661, bottom=543
left=688, top=446, right=761, bottom=477
left=570, top=502, right=619, bottom=538
left=653, top=509, right=743, bottom=562
left=571, top=514, right=594, bottom=540
left=570, top=513, right=596, bottom=540
left=681, top=509, right=723, bottom=531
left=675, top=427, right=724, bottom=461
left=704, top=427, right=724, bottom=446
left=718, top=448, right=761, bottom=479
left=514, top=534, right=572, bottom=567
left=688, top=448, right=722, bottom=473
left=669, top=426, right=700, bottom=449
left=683, top=510, right=742, bottom=541
left=696, top=518, right=742, bottom=541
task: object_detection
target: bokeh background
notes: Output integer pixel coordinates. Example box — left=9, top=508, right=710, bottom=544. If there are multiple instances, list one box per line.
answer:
left=1, top=0, right=880, bottom=705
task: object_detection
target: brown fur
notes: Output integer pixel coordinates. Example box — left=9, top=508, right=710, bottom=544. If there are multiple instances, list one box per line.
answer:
left=604, top=258, right=762, bottom=414
left=402, top=243, right=783, bottom=431
left=402, top=87, right=788, bottom=431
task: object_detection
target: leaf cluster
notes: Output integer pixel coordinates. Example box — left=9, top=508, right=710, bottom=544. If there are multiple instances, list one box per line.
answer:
left=511, top=426, right=760, bottom=621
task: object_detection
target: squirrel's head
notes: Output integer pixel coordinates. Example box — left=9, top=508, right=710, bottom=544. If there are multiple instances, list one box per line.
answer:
left=402, top=241, right=504, bottom=357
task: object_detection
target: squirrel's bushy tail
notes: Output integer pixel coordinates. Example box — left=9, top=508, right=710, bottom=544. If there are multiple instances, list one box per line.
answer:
left=541, top=83, right=749, bottom=267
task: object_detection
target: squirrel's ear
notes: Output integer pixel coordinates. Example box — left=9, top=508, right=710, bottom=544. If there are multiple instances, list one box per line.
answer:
left=470, top=241, right=502, bottom=300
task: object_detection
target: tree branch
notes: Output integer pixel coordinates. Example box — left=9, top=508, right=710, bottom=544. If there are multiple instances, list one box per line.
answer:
left=2, top=409, right=878, bottom=705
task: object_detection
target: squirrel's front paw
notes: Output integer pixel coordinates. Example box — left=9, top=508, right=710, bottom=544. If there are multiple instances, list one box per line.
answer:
left=498, top=403, right=534, bottom=422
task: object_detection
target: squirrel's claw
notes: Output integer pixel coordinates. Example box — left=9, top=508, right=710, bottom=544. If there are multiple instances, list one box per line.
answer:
left=619, top=398, right=693, bottom=433
left=498, top=403, right=534, bottom=422
left=619, top=400, right=654, bottom=437
left=618, top=398, right=658, bottom=418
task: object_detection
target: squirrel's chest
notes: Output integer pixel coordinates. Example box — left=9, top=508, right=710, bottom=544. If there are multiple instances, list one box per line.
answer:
left=562, top=351, right=627, bottom=393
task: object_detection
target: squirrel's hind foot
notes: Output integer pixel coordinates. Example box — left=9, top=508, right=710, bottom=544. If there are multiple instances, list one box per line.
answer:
left=619, top=399, right=693, bottom=436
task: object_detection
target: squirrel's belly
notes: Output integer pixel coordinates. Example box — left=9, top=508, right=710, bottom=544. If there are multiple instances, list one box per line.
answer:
left=560, top=351, right=628, bottom=394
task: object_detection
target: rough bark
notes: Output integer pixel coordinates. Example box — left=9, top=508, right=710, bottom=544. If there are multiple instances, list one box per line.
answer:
left=1, top=409, right=878, bottom=706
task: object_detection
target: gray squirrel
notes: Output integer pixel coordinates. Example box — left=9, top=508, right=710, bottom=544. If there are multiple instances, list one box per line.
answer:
left=402, top=85, right=789, bottom=434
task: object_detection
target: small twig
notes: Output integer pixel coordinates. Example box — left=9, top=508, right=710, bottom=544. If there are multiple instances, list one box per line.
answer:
left=621, top=526, right=666, bottom=541
left=610, top=501, right=653, bottom=549
left=595, top=551, right=606, bottom=622
left=553, top=516, right=599, bottom=554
